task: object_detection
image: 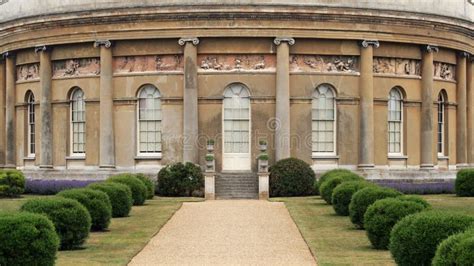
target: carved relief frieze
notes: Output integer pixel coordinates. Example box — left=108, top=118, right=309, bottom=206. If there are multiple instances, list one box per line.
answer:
left=53, top=58, right=100, bottom=78
left=289, top=55, right=359, bottom=73
left=17, top=63, right=40, bottom=82
left=434, top=62, right=456, bottom=81
left=373, top=57, right=421, bottom=76
left=197, top=55, right=276, bottom=72
left=113, top=55, right=183, bottom=73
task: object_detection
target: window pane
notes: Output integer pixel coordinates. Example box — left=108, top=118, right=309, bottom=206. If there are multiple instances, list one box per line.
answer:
left=138, top=86, right=162, bottom=153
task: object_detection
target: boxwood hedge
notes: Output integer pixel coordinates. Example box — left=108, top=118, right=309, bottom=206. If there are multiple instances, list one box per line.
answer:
left=58, top=188, right=112, bottom=231
left=349, top=186, right=402, bottom=229
left=320, top=172, right=363, bottom=205
left=455, top=169, right=474, bottom=197
left=0, top=212, right=59, bottom=266
left=389, top=211, right=474, bottom=266
left=332, top=180, right=375, bottom=216
left=315, top=169, right=353, bottom=196
left=0, top=170, right=25, bottom=198
left=20, top=197, right=91, bottom=250
left=88, top=182, right=133, bottom=218
left=432, top=227, right=474, bottom=266
left=269, top=158, right=315, bottom=197
left=107, top=174, right=147, bottom=205
left=135, top=174, right=155, bottom=199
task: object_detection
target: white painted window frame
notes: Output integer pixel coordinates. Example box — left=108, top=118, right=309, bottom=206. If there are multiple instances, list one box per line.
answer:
left=27, top=92, right=35, bottom=157
left=437, top=92, right=446, bottom=157
left=312, top=84, right=337, bottom=157
left=388, top=88, right=404, bottom=157
left=136, top=85, right=162, bottom=157
left=70, top=88, right=86, bottom=157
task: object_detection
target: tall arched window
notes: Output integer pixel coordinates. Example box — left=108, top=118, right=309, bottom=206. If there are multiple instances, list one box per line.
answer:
left=26, top=92, right=35, bottom=156
left=312, top=84, right=336, bottom=155
left=70, top=88, right=86, bottom=155
left=437, top=91, right=446, bottom=156
left=137, top=85, right=162, bottom=155
left=388, top=88, right=403, bottom=155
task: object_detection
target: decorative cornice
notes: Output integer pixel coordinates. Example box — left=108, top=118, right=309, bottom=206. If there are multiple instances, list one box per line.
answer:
left=273, top=37, right=295, bottom=46
left=93, top=40, right=112, bottom=48
left=360, top=40, right=380, bottom=48
left=422, top=45, right=439, bottom=53
left=34, top=45, right=49, bottom=53
left=178, top=38, right=199, bottom=46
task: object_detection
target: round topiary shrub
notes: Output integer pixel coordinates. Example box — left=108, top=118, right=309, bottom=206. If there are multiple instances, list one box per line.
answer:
left=364, top=198, right=427, bottom=250
left=20, top=197, right=91, bottom=250
left=315, top=169, right=353, bottom=196
left=88, top=182, right=133, bottom=218
left=320, top=172, right=363, bottom=204
left=455, top=169, right=474, bottom=197
left=432, top=227, right=474, bottom=266
left=108, top=174, right=148, bottom=205
left=349, top=186, right=402, bottom=229
left=58, top=188, right=112, bottom=231
left=135, top=173, right=155, bottom=199
left=332, top=180, right=375, bottom=216
left=157, top=162, right=204, bottom=197
left=0, top=212, right=59, bottom=266
left=269, top=158, right=315, bottom=197
left=0, top=170, right=26, bottom=198
left=389, top=211, right=474, bottom=266
left=397, top=195, right=431, bottom=209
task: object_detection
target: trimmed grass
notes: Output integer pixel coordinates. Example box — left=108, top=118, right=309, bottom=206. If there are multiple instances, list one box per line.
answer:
left=0, top=195, right=201, bottom=266
left=274, top=195, right=474, bottom=266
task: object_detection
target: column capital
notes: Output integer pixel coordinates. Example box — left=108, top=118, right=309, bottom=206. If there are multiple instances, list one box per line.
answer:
left=422, top=45, right=439, bottom=53
left=360, top=40, right=380, bottom=48
left=34, top=45, right=51, bottom=53
left=2, top=51, right=14, bottom=59
left=178, top=37, right=200, bottom=46
left=458, top=51, right=470, bottom=58
left=94, top=40, right=112, bottom=48
left=274, top=37, right=295, bottom=46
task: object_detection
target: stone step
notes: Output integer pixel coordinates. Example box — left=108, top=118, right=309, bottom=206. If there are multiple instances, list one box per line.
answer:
left=215, top=173, right=258, bottom=199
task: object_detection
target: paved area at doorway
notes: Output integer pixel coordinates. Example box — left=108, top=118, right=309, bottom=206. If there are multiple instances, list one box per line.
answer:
left=129, top=200, right=317, bottom=266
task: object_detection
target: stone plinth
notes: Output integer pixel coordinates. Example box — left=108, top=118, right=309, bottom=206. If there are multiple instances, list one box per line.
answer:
left=205, top=173, right=215, bottom=200
left=258, top=173, right=269, bottom=200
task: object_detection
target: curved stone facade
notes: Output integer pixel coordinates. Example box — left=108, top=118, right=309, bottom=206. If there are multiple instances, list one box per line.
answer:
left=0, top=2, right=472, bottom=179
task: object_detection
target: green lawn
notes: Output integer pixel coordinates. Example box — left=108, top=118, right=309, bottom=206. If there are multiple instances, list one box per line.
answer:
left=274, top=195, right=474, bottom=266
left=0, top=195, right=201, bottom=266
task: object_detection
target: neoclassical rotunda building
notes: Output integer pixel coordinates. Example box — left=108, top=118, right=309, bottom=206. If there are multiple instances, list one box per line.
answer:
left=0, top=0, right=472, bottom=180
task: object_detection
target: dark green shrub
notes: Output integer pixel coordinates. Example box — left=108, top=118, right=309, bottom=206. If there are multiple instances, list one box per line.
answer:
left=135, top=173, right=155, bottom=199
left=58, top=188, right=112, bottom=231
left=320, top=172, right=363, bottom=204
left=108, top=174, right=147, bottom=205
left=389, top=211, right=474, bottom=266
left=0, top=170, right=25, bottom=197
left=269, top=158, right=315, bottom=197
left=332, top=180, right=375, bottom=216
left=315, top=169, right=353, bottom=196
left=0, top=212, right=59, bottom=266
left=157, top=162, right=204, bottom=197
left=397, top=195, right=431, bottom=209
left=433, top=227, right=474, bottom=266
left=21, top=197, right=91, bottom=250
left=349, top=186, right=402, bottom=229
left=364, top=198, right=427, bottom=250
left=88, top=182, right=133, bottom=218
left=455, top=169, right=474, bottom=197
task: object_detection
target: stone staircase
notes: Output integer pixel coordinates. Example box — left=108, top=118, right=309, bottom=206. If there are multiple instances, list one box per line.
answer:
left=215, top=172, right=258, bottom=199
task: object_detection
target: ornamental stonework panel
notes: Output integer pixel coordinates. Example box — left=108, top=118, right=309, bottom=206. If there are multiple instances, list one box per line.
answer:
left=289, top=55, right=359, bottom=73
left=198, top=55, right=276, bottom=72
left=113, top=55, right=184, bottom=73
left=373, top=57, right=421, bottom=76
left=17, top=63, right=39, bottom=82
left=434, top=62, right=456, bottom=81
left=53, top=58, right=100, bottom=78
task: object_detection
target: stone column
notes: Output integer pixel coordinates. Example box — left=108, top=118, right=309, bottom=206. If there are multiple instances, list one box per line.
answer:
left=179, top=38, right=199, bottom=164
left=456, top=52, right=469, bottom=167
left=0, top=57, right=5, bottom=166
left=468, top=55, right=474, bottom=165
left=274, top=37, right=295, bottom=161
left=95, top=40, right=115, bottom=168
left=358, top=40, right=379, bottom=169
left=420, top=45, right=438, bottom=169
left=36, top=46, right=53, bottom=168
left=4, top=52, right=15, bottom=168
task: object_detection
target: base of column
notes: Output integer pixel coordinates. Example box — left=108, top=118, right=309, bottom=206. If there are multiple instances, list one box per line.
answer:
left=456, top=163, right=469, bottom=169
left=99, top=165, right=116, bottom=169
left=358, top=164, right=375, bottom=170
left=39, top=165, right=53, bottom=169
left=420, top=164, right=435, bottom=170
left=4, top=164, right=16, bottom=169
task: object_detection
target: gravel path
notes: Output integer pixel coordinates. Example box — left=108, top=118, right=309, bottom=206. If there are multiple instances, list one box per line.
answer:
left=129, top=200, right=317, bottom=266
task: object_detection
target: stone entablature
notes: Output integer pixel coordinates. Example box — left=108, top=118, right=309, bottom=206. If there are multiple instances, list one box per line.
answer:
left=198, top=55, right=275, bottom=72
left=52, top=58, right=100, bottom=78
left=434, top=62, right=456, bottom=81
left=113, top=55, right=184, bottom=74
left=290, top=55, right=359, bottom=73
left=16, top=63, right=39, bottom=82
left=373, top=57, right=421, bottom=77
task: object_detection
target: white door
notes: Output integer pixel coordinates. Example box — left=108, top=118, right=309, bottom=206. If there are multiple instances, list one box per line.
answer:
left=223, top=84, right=251, bottom=171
